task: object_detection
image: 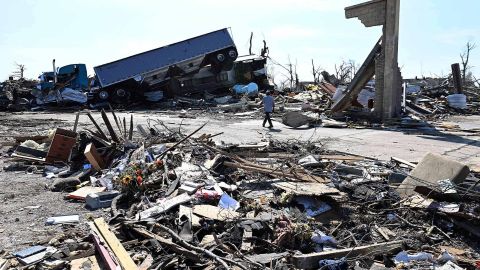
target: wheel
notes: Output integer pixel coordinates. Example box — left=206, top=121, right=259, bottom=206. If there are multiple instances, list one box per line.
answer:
left=111, top=88, right=131, bottom=104
left=227, top=48, right=237, bottom=60
left=115, top=88, right=128, bottom=98
left=98, top=90, right=109, bottom=100
left=216, top=53, right=226, bottom=62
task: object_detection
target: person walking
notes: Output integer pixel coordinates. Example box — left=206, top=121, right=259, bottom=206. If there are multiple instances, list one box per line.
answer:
left=262, top=90, right=275, bottom=128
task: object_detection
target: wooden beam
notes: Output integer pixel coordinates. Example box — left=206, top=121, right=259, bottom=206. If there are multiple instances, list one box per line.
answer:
left=101, top=109, right=119, bottom=142
left=73, top=112, right=80, bottom=133
left=223, top=161, right=327, bottom=183
left=291, top=240, right=403, bottom=269
left=131, top=227, right=201, bottom=262
left=391, top=157, right=416, bottom=168
left=136, top=124, right=149, bottom=138
left=123, top=118, right=127, bottom=140
left=93, top=218, right=137, bottom=270
left=108, top=104, right=123, bottom=138
left=128, top=114, right=133, bottom=140
left=156, top=122, right=207, bottom=159
left=318, top=155, right=366, bottom=161
left=87, top=112, right=108, bottom=140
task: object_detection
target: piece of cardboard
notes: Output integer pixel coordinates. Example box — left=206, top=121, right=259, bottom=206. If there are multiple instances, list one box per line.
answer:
left=68, top=186, right=106, bottom=200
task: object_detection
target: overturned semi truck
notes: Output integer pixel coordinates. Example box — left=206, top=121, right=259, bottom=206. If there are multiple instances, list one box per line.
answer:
left=35, top=28, right=238, bottom=105
left=89, top=28, right=238, bottom=103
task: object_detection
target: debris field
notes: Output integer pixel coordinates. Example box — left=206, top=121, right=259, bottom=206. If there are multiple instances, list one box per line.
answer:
left=0, top=108, right=479, bottom=270
left=1, top=0, right=480, bottom=269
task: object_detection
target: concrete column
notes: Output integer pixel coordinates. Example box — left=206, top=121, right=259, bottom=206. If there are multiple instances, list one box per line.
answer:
left=382, top=0, right=401, bottom=119
left=374, top=50, right=385, bottom=117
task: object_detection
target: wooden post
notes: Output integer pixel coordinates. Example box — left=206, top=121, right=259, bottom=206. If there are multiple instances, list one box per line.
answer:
left=128, top=114, right=133, bottom=140
left=86, top=112, right=108, bottom=140
left=73, top=112, right=80, bottom=132
left=100, top=109, right=119, bottom=142
left=451, top=63, right=463, bottom=94
left=123, top=118, right=127, bottom=140
left=108, top=104, right=123, bottom=138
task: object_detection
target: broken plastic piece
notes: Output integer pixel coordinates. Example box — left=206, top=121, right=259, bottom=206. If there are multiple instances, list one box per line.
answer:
left=218, top=193, right=240, bottom=211
left=45, top=215, right=79, bottom=225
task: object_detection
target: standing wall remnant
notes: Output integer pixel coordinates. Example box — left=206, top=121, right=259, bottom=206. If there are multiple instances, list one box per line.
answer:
left=334, top=0, right=402, bottom=120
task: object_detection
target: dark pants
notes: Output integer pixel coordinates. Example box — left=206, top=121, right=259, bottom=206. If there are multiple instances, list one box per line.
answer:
left=263, top=112, right=273, bottom=127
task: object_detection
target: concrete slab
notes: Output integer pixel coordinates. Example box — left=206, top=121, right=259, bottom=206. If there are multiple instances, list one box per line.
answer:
left=397, top=153, right=470, bottom=198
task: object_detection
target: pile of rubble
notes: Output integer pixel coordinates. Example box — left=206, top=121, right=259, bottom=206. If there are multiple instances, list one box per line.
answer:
left=0, top=78, right=36, bottom=111
left=405, top=77, right=480, bottom=120
left=1, top=110, right=479, bottom=270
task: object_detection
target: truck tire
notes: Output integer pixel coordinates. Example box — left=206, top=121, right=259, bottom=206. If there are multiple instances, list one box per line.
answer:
left=111, top=88, right=131, bottom=104
left=227, top=48, right=238, bottom=60
left=210, top=51, right=226, bottom=73
left=98, top=90, right=109, bottom=101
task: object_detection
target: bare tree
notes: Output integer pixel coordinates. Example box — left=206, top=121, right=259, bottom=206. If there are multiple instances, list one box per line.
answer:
left=334, top=59, right=358, bottom=84
left=11, top=62, right=26, bottom=80
left=266, top=65, right=275, bottom=85
left=268, top=56, right=296, bottom=90
left=348, top=59, right=359, bottom=78
left=248, top=32, right=253, bottom=55
left=311, top=59, right=323, bottom=84
left=460, top=41, right=476, bottom=85
left=288, top=62, right=293, bottom=89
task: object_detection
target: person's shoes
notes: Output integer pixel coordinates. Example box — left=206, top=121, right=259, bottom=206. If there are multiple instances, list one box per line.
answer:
left=268, top=126, right=273, bottom=129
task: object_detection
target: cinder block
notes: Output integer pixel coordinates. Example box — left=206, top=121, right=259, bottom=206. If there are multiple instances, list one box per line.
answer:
left=397, top=153, right=470, bottom=198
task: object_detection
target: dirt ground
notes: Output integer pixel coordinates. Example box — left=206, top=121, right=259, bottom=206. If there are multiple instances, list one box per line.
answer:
left=1, top=110, right=480, bottom=253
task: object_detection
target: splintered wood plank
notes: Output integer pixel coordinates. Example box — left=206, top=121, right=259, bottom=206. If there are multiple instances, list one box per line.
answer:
left=93, top=218, right=136, bottom=270
left=131, top=227, right=201, bottom=262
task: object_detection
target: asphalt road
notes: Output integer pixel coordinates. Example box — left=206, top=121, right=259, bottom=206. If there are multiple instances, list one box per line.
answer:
left=2, top=111, right=480, bottom=167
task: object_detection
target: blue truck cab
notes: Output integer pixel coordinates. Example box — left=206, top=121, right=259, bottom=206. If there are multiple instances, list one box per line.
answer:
left=38, top=64, right=88, bottom=91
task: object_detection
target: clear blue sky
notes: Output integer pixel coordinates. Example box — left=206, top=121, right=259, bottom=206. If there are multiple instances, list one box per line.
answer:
left=1, top=0, right=479, bottom=83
